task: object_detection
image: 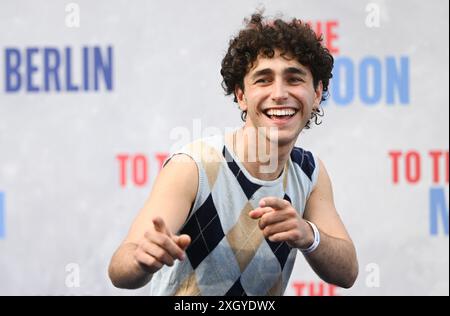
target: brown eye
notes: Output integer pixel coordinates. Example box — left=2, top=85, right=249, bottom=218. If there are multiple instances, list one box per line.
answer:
left=288, top=77, right=303, bottom=83
left=255, top=78, right=270, bottom=84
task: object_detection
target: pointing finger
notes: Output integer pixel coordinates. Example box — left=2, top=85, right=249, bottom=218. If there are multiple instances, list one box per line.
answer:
left=249, top=207, right=274, bottom=219
left=173, top=234, right=191, bottom=251
left=259, top=197, right=290, bottom=210
left=152, top=216, right=171, bottom=236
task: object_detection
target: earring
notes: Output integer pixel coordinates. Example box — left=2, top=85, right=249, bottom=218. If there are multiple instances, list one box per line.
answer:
left=241, top=111, right=247, bottom=122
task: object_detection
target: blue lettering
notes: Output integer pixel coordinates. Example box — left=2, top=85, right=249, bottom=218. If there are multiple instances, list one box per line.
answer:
left=328, top=56, right=410, bottom=106
left=430, top=187, right=449, bottom=236
left=3, top=46, right=114, bottom=93
left=44, top=48, right=61, bottom=91
left=386, top=56, right=409, bottom=105
left=94, top=46, right=113, bottom=91
left=65, top=47, right=79, bottom=91
left=26, top=48, right=40, bottom=92
left=5, top=48, right=21, bottom=92
left=83, top=47, right=89, bottom=91
left=331, top=56, right=354, bottom=106
left=359, top=57, right=382, bottom=105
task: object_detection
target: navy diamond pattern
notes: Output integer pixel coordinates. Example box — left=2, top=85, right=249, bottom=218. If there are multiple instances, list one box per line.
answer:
left=225, top=277, right=248, bottom=296
left=180, top=194, right=225, bottom=269
left=222, top=146, right=262, bottom=199
left=265, top=194, right=292, bottom=270
left=290, top=147, right=315, bottom=181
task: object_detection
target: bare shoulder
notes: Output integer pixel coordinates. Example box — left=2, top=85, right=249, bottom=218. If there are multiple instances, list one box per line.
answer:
left=124, top=153, right=199, bottom=244
left=314, top=158, right=334, bottom=201
left=153, top=153, right=199, bottom=207
left=160, top=153, right=199, bottom=185
left=304, top=157, right=352, bottom=240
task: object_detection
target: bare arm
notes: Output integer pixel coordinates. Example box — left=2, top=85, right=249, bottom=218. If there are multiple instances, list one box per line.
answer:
left=302, top=159, right=358, bottom=288
left=249, top=158, right=358, bottom=289
left=108, top=154, right=198, bottom=289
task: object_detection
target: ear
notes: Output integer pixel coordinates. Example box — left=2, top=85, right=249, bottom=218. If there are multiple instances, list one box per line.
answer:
left=235, top=85, right=248, bottom=112
left=313, top=81, right=324, bottom=110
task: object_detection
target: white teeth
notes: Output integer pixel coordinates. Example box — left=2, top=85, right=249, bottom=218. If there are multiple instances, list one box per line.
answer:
left=266, top=109, right=296, bottom=116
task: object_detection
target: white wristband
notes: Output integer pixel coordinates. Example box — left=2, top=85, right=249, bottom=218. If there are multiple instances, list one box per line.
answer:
left=300, top=220, right=320, bottom=255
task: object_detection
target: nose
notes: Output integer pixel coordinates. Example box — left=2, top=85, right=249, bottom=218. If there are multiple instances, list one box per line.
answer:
left=271, top=79, right=288, bottom=104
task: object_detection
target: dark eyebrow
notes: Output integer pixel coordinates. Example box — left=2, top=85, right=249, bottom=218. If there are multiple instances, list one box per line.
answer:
left=251, top=67, right=307, bottom=81
left=284, top=67, right=307, bottom=76
left=251, top=68, right=273, bottom=81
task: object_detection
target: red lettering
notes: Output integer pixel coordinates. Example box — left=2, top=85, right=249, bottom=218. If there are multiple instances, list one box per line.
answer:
left=389, top=151, right=402, bottom=184
left=326, top=21, right=339, bottom=54
left=116, top=154, right=129, bottom=187
left=429, top=151, right=443, bottom=184
left=292, top=281, right=338, bottom=296
left=155, top=152, right=169, bottom=172
left=292, top=282, right=307, bottom=296
left=328, top=284, right=337, bottom=296
left=405, top=151, right=421, bottom=183
left=309, top=282, right=325, bottom=296
left=306, top=20, right=340, bottom=54
left=117, top=154, right=150, bottom=187
left=133, top=155, right=148, bottom=186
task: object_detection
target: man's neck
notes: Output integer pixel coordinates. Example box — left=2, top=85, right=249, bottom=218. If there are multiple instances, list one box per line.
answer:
left=227, top=127, right=295, bottom=181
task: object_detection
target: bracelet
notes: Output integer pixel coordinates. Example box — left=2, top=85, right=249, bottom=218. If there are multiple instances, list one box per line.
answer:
left=300, top=220, right=320, bottom=255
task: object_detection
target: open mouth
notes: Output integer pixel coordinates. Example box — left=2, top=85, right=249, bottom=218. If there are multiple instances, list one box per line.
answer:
left=263, top=108, right=298, bottom=121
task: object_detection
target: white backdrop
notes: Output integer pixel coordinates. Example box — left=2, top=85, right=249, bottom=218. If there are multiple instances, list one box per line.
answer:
left=0, top=0, right=448, bottom=295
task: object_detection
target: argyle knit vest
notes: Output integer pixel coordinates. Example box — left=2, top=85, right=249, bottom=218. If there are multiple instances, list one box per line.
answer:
left=149, top=134, right=319, bottom=296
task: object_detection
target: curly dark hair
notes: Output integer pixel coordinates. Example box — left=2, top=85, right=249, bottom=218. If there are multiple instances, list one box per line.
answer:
left=220, top=12, right=333, bottom=128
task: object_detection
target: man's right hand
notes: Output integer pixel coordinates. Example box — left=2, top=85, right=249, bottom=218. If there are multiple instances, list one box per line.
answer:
left=133, top=216, right=191, bottom=274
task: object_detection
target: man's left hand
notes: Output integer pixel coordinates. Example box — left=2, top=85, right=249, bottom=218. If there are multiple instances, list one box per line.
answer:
left=249, top=197, right=314, bottom=249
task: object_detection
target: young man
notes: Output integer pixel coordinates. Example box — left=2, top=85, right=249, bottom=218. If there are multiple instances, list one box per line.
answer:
left=109, top=13, right=358, bottom=295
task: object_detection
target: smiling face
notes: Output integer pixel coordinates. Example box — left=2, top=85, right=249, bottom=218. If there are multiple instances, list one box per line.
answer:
left=235, top=50, right=323, bottom=147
